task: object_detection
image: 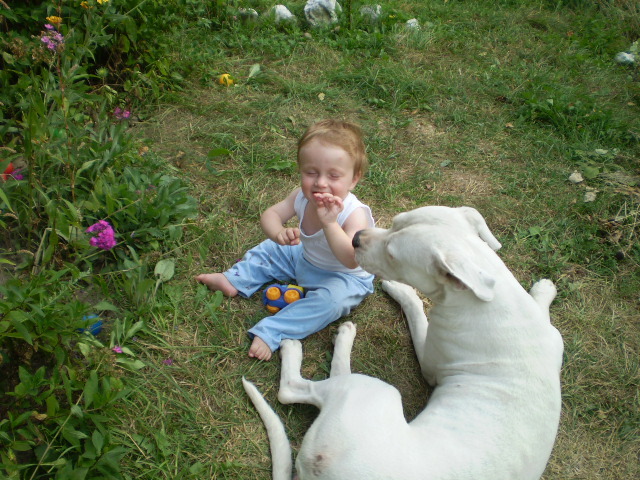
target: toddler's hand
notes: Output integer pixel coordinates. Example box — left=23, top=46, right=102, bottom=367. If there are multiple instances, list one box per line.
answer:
left=275, top=227, right=300, bottom=246
left=313, top=193, right=344, bottom=226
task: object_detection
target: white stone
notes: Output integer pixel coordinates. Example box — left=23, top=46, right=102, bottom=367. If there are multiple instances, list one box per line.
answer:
left=238, top=8, right=259, bottom=21
left=614, top=52, right=635, bottom=65
left=568, top=171, right=584, bottom=184
left=272, top=5, right=296, bottom=23
left=360, top=5, right=382, bottom=22
left=406, top=18, right=420, bottom=29
left=584, top=191, right=597, bottom=203
left=305, top=0, right=342, bottom=26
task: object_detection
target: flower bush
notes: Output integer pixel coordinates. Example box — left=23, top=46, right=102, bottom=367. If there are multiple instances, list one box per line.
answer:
left=0, top=1, right=201, bottom=478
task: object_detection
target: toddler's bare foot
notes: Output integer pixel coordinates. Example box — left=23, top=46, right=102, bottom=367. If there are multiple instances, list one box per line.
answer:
left=195, top=273, right=238, bottom=297
left=249, top=336, right=272, bottom=361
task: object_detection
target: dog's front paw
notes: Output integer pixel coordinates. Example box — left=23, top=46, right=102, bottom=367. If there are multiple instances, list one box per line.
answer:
left=530, top=279, right=557, bottom=301
left=338, top=321, right=356, bottom=336
left=279, top=338, right=302, bottom=357
left=382, top=280, right=419, bottom=303
left=333, top=321, right=356, bottom=345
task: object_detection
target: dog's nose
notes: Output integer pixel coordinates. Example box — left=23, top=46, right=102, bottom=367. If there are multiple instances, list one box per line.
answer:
left=352, top=230, right=362, bottom=248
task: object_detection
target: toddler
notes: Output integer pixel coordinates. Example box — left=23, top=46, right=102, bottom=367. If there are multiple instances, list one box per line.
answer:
left=196, top=119, right=374, bottom=360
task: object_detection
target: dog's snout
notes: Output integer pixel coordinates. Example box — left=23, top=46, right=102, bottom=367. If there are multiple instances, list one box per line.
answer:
left=352, top=230, right=363, bottom=248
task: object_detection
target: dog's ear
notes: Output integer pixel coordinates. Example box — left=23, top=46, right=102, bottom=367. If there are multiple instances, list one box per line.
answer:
left=436, top=252, right=496, bottom=301
left=459, top=207, right=502, bottom=251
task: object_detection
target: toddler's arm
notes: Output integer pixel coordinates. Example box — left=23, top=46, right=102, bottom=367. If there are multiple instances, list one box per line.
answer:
left=261, top=188, right=301, bottom=246
left=314, top=193, right=370, bottom=269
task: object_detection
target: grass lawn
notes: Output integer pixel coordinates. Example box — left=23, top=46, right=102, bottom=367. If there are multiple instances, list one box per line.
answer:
left=6, top=1, right=636, bottom=478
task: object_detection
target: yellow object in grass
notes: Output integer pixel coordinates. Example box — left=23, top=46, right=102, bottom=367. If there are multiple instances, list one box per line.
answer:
left=218, top=74, right=234, bottom=86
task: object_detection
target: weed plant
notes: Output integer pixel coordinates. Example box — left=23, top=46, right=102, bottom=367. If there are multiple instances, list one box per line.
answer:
left=1, top=0, right=639, bottom=479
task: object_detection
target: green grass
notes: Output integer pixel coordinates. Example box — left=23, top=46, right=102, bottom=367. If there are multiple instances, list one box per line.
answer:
left=108, top=1, right=638, bottom=478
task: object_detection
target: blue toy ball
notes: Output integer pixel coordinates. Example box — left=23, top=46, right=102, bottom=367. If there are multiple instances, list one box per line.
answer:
left=262, top=284, right=305, bottom=314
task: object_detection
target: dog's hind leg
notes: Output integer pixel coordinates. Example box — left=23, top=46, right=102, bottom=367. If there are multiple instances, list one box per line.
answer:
left=277, top=339, right=318, bottom=406
left=529, top=279, right=557, bottom=323
left=330, top=321, right=357, bottom=376
left=382, top=280, right=428, bottom=367
left=460, top=206, right=502, bottom=251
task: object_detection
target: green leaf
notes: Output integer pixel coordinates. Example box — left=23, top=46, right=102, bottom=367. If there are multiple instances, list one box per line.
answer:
left=125, top=320, right=145, bottom=340
left=115, top=358, right=146, bottom=371
left=77, top=342, right=91, bottom=358
left=93, top=301, right=119, bottom=312
left=62, top=426, right=88, bottom=446
left=190, top=461, right=205, bottom=474
left=248, top=63, right=261, bottom=79
left=0, top=186, right=12, bottom=211
left=71, top=405, right=83, bottom=418
left=92, top=430, right=104, bottom=454
left=11, top=441, right=33, bottom=452
left=8, top=313, right=33, bottom=345
left=581, top=165, right=600, bottom=179
left=154, top=259, right=175, bottom=282
left=207, top=148, right=231, bottom=158
left=84, top=370, right=99, bottom=409
left=68, top=466, right=89, bottom=479
left=46, top=394, right=60, bottom=417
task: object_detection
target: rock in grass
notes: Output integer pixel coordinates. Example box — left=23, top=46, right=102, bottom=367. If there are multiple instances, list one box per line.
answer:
left=305, top=0, right=342, bottom=26
left=614, top=52, right=635, bottom=65
left=272, top=5, right=296, bottom=23
left=238, top=8, right=259, bottom=22
left=584, top=190, right=597, bottom=203
left=568, top=171, right=584, bottom=184
left=360, top=5, right=382, bottom=22
left=406, top=18, right=420, bottom=29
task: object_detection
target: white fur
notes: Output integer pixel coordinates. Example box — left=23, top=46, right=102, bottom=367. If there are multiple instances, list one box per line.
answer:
left=244, top=206, right=563, bottom=480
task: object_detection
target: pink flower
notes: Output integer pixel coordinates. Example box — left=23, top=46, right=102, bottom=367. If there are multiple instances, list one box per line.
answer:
left=114, top=107, right=131, bottom=120
left=86, top=220, right=117, bottom=250
left=112, top=346, right=123, bottom=353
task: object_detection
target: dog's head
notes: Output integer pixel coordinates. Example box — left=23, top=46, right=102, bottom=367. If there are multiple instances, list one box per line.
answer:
left=353, top=206, right=502, bottom=302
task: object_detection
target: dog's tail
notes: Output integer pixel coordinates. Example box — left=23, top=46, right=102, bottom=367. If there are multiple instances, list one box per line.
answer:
left=242, top=377, right=293, bottom=480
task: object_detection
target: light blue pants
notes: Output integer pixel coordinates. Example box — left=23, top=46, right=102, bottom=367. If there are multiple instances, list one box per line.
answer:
left=223, top=239, right=374, bottom=352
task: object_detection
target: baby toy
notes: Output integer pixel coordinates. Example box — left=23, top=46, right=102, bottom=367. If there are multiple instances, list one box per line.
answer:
left=263, top=284, right=305, bottom=314
left=78, top=314, right=103, bottom=336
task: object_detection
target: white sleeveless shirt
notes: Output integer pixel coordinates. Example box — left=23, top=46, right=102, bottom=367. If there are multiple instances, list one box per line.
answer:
left=294, top=190, right=374, bottom=277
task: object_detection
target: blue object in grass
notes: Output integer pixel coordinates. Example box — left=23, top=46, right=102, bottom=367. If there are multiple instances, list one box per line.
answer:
left=78, top=315, right=103, bottom=335
left=262, top=283, right=305, bottom=314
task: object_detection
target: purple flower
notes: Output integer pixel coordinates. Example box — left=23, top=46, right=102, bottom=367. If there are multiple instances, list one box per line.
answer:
left=163, top=358, right=174, bottom=366
left=40, top=27, right=64, bottom=52
left=86, top=220, right=117, bottom=250
left=114, top=107, right=131, bottom=120
left=112, top=346, right=123, bottom=353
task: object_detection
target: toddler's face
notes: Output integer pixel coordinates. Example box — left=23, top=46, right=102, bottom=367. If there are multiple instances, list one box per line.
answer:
left=299, top=138, right=360, bottom=202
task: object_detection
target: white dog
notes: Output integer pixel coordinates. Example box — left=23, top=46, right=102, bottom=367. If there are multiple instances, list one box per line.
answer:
left=243, top=206, right=564, bottom=480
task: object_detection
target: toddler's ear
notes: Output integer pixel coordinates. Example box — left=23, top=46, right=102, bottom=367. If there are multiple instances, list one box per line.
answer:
left=350, top=173, right=362, bottom=188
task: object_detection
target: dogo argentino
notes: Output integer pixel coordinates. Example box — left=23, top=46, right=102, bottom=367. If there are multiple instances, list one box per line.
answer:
left=243, top=205, right=563, bottom=480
